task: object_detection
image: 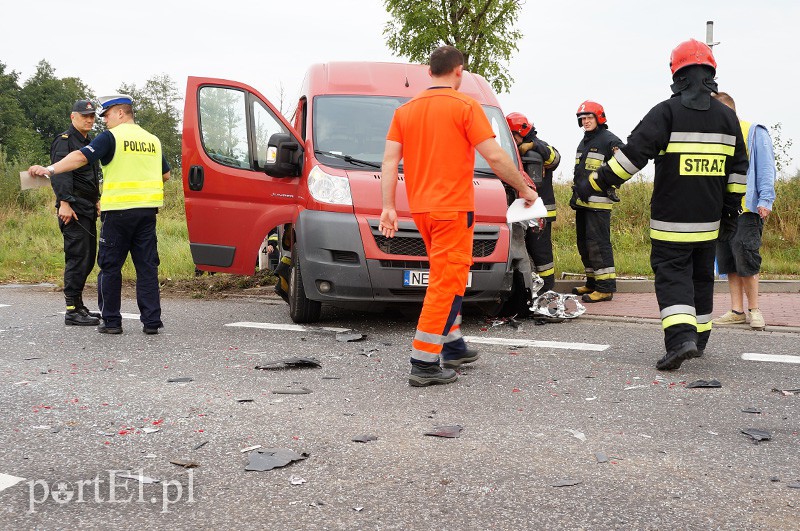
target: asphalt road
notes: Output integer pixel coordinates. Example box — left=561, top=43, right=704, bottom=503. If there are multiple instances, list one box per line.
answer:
left=1, top=285, right=798, bottom=529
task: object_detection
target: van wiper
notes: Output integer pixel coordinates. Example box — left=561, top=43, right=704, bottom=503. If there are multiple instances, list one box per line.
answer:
left=314, top=150, right=382, bottom=169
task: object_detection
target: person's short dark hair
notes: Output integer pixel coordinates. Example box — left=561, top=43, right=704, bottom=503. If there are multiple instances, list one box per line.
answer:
left=713, top=91, right=736, bottom=111
left=429, top=45, right=464, bottom=76
left=118, top=104, right=134, bottom=117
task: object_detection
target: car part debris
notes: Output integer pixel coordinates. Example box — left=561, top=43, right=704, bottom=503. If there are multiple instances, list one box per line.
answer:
left=424, top=425, right=463, bottom=438
left=741, top=428, right=771, bottom=442
left=531, top=291, right=586, bottom=320
left=272, top=387, right=312, bottom=395
left=240, top=445, right=262, bottom=453
left=235, top=397, right=255, bottom=403
left=255, top=357, right=321, bottom=370
left=595, top=452, right=609, bottom=464
left=167, top=377, right=193, bottom=383
left=336, top=332, right=365, bottom=342
left=566, top=429, right=587, bottom=442
left=170, top=459, right=200, bottom=468
left=290, top=475, right=306, bottom=485
left=352, top=435, right=378, bottom=443
left=741, top=408, right=761, bottom=414
left=245, top=448, right=309, bottom=472
left=551, top=479, right=582, bottom=487
left=686, top=379, right=722, bottom=388
left=530, top=272, right=545, bottom=294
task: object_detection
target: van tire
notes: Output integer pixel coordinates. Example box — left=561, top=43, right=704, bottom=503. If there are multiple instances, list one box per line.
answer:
left=289, top=251, right=322, bottom=323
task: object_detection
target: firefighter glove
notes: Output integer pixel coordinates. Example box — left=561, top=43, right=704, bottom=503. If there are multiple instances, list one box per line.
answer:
left=574, top=171, right=606, bottom=202
left=722, top=194, right=743, bottom=219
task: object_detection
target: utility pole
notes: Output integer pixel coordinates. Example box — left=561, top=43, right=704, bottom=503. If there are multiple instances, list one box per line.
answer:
left=706, top=20, right=720, bottom=48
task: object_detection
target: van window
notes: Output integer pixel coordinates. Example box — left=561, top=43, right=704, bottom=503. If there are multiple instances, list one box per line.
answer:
left=252, top=99, right=289, bottom=168
left=314, top=95, right=406, bottom=167
left=476, top=106, right=518, bottom=173
left=199, top=87, right=250, bottom=169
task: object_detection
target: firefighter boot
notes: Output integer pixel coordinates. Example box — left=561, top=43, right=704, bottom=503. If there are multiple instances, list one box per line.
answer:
left=273, top=256, right=291, bottom=303
left=441, top=338, right=480, bottom=369
left=656, top=340, right=698, bottom=371
left=65, top=298, right=99, bottom=326
left=408, top=361, right=458, bottom=387
left=571, top=286, right=593, bottom=296
left=77, top=296, right=101, bottom=319
left=581, top=291, right=613, bottom=303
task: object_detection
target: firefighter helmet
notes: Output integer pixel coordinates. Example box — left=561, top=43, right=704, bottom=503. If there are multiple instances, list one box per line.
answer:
left=669, top=38, right=717, bottom=76
left=506, top=112, right=533, bottom=137
left=576, top=100, right=606, bottom=127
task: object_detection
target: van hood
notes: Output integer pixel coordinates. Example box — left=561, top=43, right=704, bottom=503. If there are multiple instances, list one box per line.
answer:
left=346, top=169, right=510, bottom=224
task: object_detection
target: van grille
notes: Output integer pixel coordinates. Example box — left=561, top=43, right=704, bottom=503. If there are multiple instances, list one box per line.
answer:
left=369, top=220, right=499, bottom=258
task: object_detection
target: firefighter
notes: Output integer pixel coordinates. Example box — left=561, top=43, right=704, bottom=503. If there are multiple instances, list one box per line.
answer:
left=506, top=112, right=561, bottom=297
left=577, top=39, right=748, bottom=370
left=571, top=100, right=623, bottom=303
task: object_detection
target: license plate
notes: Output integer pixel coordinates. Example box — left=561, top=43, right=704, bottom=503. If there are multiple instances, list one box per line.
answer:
left=403, top=270, right=472, bottom=287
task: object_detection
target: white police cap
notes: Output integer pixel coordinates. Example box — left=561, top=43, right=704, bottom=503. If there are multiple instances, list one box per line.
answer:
left=97, top=94, right=134, bottom=117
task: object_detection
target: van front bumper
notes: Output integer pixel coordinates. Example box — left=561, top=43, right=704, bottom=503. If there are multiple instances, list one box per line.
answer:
left=295, top=210, right=511, bottom=303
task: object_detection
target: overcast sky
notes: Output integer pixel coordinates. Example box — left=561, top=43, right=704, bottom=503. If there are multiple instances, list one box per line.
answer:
left=4, top=0, right=798, bottom=179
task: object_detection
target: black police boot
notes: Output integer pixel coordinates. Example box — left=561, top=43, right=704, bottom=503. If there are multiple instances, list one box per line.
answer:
left=408, top=360, right=458, bottom=387
left=441, top=338, right=480, bottom=369
left=65, top=298, right=99, bottom=326
left=656, top=340, right=698, bottom=371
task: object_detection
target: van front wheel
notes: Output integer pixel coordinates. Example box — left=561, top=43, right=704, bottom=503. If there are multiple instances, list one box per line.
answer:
left=289, top=251, right=322, bottom=323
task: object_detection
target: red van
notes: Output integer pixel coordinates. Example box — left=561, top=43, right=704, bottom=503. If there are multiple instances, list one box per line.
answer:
left=181, top=62, right=523, bottom=323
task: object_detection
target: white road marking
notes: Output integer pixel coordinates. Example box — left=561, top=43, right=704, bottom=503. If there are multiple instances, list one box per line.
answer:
left=0, top=304, right=9, bottom=308
left=463, top=336, right=609, bottom=352
left=225, top=322, right=351, bottom=333
left=0, top=473, right=25, bottom=492
left=741, top=352, right=800, bottom=364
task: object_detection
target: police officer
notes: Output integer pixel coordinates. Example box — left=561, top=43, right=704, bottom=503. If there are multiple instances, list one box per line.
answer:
left=50, top=100, right=101, bottom=325
left=577, top=39, right=748, bottom=370
left=506, top=112, right=561, bottom=296
left=29, top=94, right=171, bottom=335
left=571, top=101, right=623, bottom=303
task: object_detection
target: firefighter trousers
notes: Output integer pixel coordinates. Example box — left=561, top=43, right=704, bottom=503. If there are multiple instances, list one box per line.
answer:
left=525, top=221, right=555, bottom=295
left=650, top=242, right=715, bottom=352
left=575, top=209, right=616, bottom=293
left=410, top=211, right=474, bottom=364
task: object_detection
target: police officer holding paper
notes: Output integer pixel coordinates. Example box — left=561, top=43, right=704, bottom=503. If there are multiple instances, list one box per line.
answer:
left=29, top=94, right=171, bottom=335
left=50, top=99, right=102, bottom=325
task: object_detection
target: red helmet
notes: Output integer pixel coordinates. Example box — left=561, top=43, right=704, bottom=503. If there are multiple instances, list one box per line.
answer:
left=576, top=100, right=606, bottom=127
left=506, top=112, right=533, bottom=137
left=670, top=38, right=717, bottom=75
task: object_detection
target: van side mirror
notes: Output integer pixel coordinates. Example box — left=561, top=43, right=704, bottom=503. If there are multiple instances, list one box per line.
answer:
left=264, top=133, right=301, bottom=178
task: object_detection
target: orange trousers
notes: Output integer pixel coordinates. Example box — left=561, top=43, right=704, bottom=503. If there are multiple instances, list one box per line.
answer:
left=410, top=211, right=474, bottom=363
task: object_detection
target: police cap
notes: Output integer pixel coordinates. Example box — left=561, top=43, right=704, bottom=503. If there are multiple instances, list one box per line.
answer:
left=72, top=100, right=97, bottom=115
left=97, top=94, right=134, bottom=117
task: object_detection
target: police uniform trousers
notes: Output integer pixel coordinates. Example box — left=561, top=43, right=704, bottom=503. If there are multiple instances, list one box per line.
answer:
left=575, top=209, right=616, bottom=293
left=97, top=208, right=162, bottom=329
left=650, top=241, right=715, bottom=352
left=410, top=211, right=474, bottom=365
left=60, top=212, right=97, bottom=304
left=525, top=221, right=555, bottom=295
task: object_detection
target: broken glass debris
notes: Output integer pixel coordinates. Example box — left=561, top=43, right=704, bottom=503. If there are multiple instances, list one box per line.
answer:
left=167, top=377, right=193, bottom=383
left=741, top=428, right=771, bottom=442
left=255, top=357, right=321, bottom=370
left=595, top=452, right=609, bottom=464
left=245, top=448, right=309, bottom=472
left=290, top=475, right=306, bottom=485
left=551, top=479, right=582, bottom=487
left=566, top=429, right=587, bottom=442
left=336, top=332, right=365, bottom=342
left=170, top=459, right=200, bottom=468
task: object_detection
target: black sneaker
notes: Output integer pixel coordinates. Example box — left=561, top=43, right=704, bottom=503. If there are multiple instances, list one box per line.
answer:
left=65, top=309, right=100, bottom=326
left=408, top=364, right=458, bottom=387
left=441, top=348, right=480, bottom=369
left=656, top=341, right=698, bottom=371
left=98, top=323, right=123, bottom=335
left=143, top=326, right=160, bottom=335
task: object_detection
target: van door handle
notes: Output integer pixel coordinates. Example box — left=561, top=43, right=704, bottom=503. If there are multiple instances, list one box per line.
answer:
left=188, top=165, right=204, bottom=191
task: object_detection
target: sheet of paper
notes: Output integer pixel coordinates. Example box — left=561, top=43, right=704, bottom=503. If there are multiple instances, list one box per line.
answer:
left=19, top=171, right=50, bottom=190
left=506, top=197, right=547, bottom=223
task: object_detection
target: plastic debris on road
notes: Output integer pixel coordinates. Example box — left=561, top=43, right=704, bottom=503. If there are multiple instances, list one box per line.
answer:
left=255, top=357, right=321, bottom=370
left=686, top=379, right=722, bottom=388
left=566, top=429, right=587, bottom=442
left=245, top=448, right=309, bottom=472
left=352, top=434, right=378, bottom=443
left=167, top=377, right=193, bottom=383
left=741, top=428, right=772, bottom=442
left=595, top=452, right=609, bottom=464
left=551, top=479, right=582, bottom=487
left=272, top=387, right=312, bottom=395
left=290, top=475, right=307, bottom=485
left=531, top=291, right=586, bottom=320
left=424, top=425, right=463, bottom=438
left=336, top=332, right=365, bottom=342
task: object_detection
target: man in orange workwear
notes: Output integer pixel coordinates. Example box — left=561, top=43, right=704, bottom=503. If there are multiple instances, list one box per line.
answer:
left=380, top=45, right=538, bottom=387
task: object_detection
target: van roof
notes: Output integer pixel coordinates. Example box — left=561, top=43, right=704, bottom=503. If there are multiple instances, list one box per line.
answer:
left=302, top=62, right=500, bottom=106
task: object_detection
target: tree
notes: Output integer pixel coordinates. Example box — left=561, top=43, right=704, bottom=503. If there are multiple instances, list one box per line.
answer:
left=18, top=60, right=93, bottom=146
left=383, top=0, right=523, bottom=93
left=769, top=123, right=793, bottom=177
left=118, top=74, right=182, bottom=171
left=0, top=62, right=45, bottom=161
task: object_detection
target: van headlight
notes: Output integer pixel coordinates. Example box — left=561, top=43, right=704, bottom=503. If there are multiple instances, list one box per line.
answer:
left=308, top=165, right=353, bottom=205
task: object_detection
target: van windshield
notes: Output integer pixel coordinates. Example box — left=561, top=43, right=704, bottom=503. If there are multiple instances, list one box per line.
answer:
left=312, top=95, right=517, bottom=175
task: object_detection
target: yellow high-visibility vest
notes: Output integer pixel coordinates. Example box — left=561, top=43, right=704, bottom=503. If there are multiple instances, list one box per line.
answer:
left=101, top=123, right=164, bottom=211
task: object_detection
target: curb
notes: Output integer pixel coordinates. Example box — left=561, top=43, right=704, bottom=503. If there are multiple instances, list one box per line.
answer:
left=554, top=279, right=800, bottom=294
